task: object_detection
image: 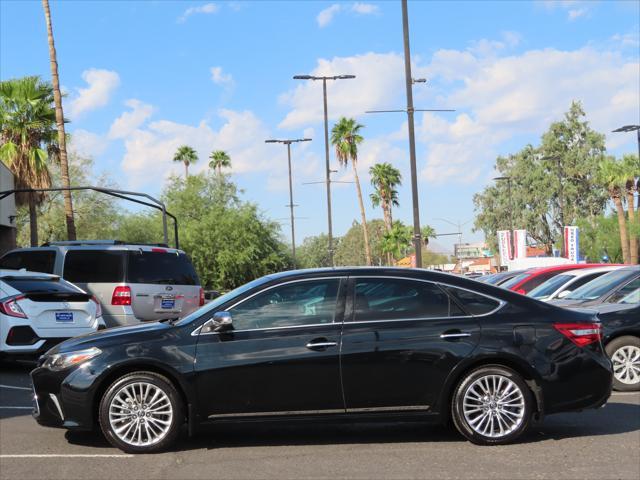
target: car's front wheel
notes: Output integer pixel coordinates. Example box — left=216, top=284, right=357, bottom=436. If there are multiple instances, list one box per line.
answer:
left=99, top=371, right=183, bottom=453
left=606, top=336, right=640, bottom=392
left=451, top=365, right=533, bottom=445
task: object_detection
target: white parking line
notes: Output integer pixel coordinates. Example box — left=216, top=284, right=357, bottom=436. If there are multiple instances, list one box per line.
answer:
left=0, top=384, right=31, bottom=391
left=611, top=391, right=640, bottom=396
left=0, top=454, right=133, bottom=458
left=0, top=406, right=32, bottom=410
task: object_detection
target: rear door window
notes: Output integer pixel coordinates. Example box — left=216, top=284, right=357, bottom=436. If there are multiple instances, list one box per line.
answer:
left=441, top=285, right=501, bottom=315
left=126, top=251, right=199, bottom=285
left=63, top=250, right=126, bottom=283
left=0, top=250, right=56, bottom=274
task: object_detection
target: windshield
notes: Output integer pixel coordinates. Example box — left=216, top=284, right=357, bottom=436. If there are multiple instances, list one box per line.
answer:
left=174, top=276, right=271, bottom=326
left=564, top=269, right=636, bottom=301
left=500, top=272, right=530, bottom=289
left=528, top=274, right=572, bottom=299
left=618, top=287, right=639, bottom=304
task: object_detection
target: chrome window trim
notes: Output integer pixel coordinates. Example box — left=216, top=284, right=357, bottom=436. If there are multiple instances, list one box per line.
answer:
left=192, top=276, right=346, bottom=336
left=207, top=405, right=430, bottom=419
left=346, top=275, right=506, bottom=324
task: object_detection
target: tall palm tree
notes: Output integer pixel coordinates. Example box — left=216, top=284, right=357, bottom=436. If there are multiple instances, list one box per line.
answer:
left=173, top=145, right=198, bottom=178
left=209, top=150, right=231, bottom=175
left=42, top=0, right=76, bottom=240
left=0, top=76, right=57, bottom=246
left=331, top=117, right=372, bottom=265
left=369, top=162, right=401, bottom=232
left=598, top=157, right=630, bottom=264
left=623, top=154, right=639, bottom=264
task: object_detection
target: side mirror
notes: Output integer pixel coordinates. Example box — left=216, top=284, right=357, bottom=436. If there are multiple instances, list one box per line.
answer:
left=557, top=290, right=571, bottom=299
left=211, top=311, right=233, bottom=332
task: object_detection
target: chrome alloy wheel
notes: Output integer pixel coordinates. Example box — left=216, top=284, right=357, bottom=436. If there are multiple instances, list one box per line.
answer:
left=612, top=345, right=640, bottom=386
left=462, top=374, right=525, bottom=438
left=108, top=382, right=173, bottom=447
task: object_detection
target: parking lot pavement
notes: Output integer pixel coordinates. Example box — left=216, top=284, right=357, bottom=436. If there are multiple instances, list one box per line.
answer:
left=1, top=363, right=639, bottom=480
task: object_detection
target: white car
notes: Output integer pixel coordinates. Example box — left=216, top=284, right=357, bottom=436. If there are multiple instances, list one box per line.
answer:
left=528, top=266, right=624, bottom=302
left=0, top=269, right=104, bottom=358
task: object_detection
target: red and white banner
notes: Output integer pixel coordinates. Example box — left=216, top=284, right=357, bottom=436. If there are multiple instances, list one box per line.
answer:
left=513, top=229, right=527, bottom=260
left=497, top=230, right=512, bottom=265
left=564, top=226, right=580, bottom=263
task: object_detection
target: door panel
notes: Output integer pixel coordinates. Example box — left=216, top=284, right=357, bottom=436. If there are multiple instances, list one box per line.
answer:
left=194, top=277, right=346, bottom=418
left=340, top=277, right=481, bottom=411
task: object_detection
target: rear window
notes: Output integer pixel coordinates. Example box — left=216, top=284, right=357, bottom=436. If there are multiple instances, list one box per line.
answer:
left=2, top=277, right=82, bottom=294
left=0, top=250, right=56, bottom=274
left=126, top=251, right=199, bottom=285
left=63, top=250, right=126, bottom=283
left=500, top=272, right=530, bottom=290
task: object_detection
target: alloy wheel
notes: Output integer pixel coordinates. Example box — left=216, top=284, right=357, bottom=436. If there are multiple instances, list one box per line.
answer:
left=611, top=345, right=640, bottom=386
left=462, top=374, right=525, bottom=438
left=108, top=381, right=174, bottom=447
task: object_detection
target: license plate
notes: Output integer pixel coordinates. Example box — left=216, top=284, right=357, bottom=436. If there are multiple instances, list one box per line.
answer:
left=55, top=312, right=74, bottom=322
left=161, top=299, right=175, bottom=309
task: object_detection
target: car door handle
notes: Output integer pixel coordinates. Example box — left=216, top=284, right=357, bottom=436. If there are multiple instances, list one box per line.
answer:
left=306, top=340, right=337, bottom=350
left=440, top=331, right=472, bottom=339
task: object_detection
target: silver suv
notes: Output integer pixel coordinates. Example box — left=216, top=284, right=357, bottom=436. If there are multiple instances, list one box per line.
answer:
left=0, top=241, right=203, bottom=327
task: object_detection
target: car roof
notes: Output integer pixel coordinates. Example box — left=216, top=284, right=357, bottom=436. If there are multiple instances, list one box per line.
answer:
left=558, top=265, right=625, bottom=278
left=5, top=244, right=186, bottom=254
left=0, top=268, right=59, bottom=280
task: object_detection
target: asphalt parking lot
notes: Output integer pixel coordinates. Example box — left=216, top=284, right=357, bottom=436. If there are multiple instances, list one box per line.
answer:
left=1, top=362, right=639, bottom=480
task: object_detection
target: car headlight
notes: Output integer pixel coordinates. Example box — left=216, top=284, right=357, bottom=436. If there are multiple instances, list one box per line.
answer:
left=42, top=347, right=102, bottom=371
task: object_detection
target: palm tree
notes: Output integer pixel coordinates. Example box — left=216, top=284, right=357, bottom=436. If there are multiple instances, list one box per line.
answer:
left=598, top=157, right=630, bottom=264
left=209, top=150, right=231, bottom=175
left=369, top=162, right=401, bottom=232
left=42, top=0, right=76, bottom=240
left=623, top=154, right=639, bottom=264
left=331, top=117, right=372, bottom=265
left=0, top=76, right=57, bottom=246
left=173, top=145, right=198, bottom=178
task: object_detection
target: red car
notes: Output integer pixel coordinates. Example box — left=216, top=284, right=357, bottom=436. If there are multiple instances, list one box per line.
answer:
left=501, top=264, right=620, bottom=295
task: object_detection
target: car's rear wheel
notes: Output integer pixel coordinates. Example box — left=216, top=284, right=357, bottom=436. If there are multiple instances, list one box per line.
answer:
left=451, top=365, right=533, bottom=445
left=606, top=336, right=640, bottom=392
left=99, top=371, right=183, bottom=453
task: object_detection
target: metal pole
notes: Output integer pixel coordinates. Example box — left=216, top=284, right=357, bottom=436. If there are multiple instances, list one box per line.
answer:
left=401, top=0, right=422, bottom=268
left=286, top=142, right=296, bottom=266
left=637, top=129, right=640, bottom=211
left=323, top=78, right=334, bottom=266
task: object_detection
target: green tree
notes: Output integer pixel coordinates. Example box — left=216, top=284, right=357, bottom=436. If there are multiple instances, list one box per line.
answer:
left=208, top=150, right=231, bottom=175
left=598, top=156, right=631, bottom=264
left=173, top=145, right=198, bottom=178
left=622, top=154, right=639, bottom=264
left=421, top=225, right=436, bottom=247
left=0, top=76, right=57, bottom=246
left=334, top=219, right=387, bottom=266
left=296, top=234, right=333, bottom=269
left=576, top=214, right=623, bottom=263
left=369, top=162, right=401, bottom=231
left=43, top=0, right=76, bottom=240
left=380, top=221, right=412, bottom=261
left=331, top=117, right=372, bottom=266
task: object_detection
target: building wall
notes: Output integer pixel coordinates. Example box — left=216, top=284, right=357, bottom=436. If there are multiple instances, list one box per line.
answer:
left=0, top=163, right=17, bottom=254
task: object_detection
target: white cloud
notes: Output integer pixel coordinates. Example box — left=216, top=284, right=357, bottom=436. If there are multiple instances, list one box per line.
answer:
left=568, top=8, right=587, bottom=20
left=68, top=129, right=109, bottom=157
left=539, top=1, right=591, bottom=21
left=67, top=69, right=120, bottom=118
left=279, top=52, right=405, bottom=129
left=352, top=3, right=379, bottom=15
left=178, top=3, right=218, bottom=23
left=210, top=66, right=233, bottom=86
left=317, top=4, right=341, bottom=28
left=108, top=99, right=154, bottom=139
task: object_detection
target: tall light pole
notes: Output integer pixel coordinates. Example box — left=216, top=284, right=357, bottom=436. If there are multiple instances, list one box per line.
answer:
left=612, top=125, right=640, bottom=210
left=265, top=138, right=312, bottom=267
left=293, top=74, right=355, bottom=266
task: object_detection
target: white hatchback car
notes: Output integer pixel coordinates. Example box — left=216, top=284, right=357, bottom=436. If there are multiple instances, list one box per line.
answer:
left=0, top=269, right=104, bottom=359
left=528, top=266, right=624, bottom=302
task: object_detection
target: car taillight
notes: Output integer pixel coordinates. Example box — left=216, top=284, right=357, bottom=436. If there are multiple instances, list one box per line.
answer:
left=554, top=322, right=602, bottom=347
left=199, top=287, right=205, bottom=306
left=111, top=286, right=131, bottom=306
left=0, top=295, right=27, bottom=318
left=515, top=288, right=526, bottom=295
left=91, top=295, right=103, bottom=318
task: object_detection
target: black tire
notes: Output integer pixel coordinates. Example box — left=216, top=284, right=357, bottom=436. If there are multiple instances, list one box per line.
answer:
left=451, top=365, right=533, bottom=445
left=98, top=371, right=183, bottom=454
left=605, top=336, right=640, bottom=392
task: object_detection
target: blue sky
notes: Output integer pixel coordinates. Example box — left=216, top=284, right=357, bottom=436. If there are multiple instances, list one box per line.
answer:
left=1, top=0, right=638, bottom=253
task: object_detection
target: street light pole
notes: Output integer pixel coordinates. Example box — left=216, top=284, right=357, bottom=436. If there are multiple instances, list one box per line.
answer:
left=265, top=138, right=312, bottom=267
left=401, top=0, right=422, bottom=269
left=293, top=74, right=355, bottom=266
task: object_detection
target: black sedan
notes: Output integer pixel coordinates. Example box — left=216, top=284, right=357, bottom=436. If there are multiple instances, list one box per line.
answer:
left=31, top=268, right=612, bottom=453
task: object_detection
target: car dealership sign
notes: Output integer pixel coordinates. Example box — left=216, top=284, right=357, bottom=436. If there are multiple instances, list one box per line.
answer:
left=564, top=226, right=580, bottom=263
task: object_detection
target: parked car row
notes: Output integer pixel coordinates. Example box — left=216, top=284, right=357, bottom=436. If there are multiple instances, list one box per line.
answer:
left=0, top=240, right=203, bottom=358
left=479, top=264, right=640, bottom=391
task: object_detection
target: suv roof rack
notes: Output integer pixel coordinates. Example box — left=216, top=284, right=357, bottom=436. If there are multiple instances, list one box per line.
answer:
left=41, top=240, right=171, bottom=248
